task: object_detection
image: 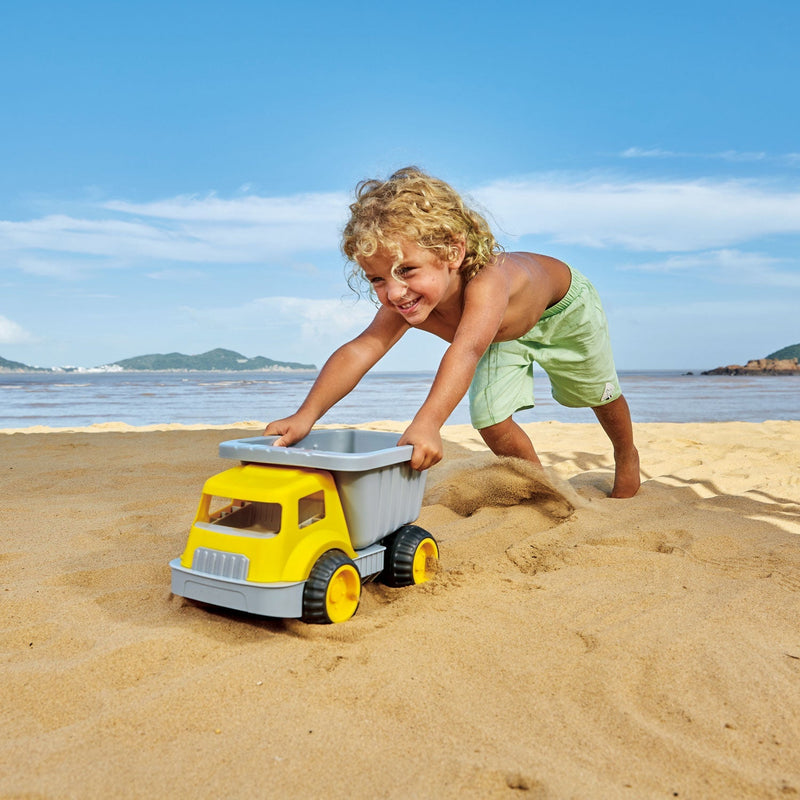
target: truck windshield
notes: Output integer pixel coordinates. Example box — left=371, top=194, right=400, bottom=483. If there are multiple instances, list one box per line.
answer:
left=208, top=497, right=282, bottom=535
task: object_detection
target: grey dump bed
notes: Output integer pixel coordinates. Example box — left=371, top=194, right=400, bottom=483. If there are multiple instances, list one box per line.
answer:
left=218, top=430, right=426, bottom=549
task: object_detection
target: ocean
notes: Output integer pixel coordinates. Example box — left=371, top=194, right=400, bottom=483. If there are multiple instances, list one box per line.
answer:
left=0, top=370, right=797, bottom=430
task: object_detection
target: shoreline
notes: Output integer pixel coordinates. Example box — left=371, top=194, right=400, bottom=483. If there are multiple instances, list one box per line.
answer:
left=3, top=417, right=799, bottom=435
left=0, top=420, right=269, bottom=435
left=0, top=367, right=319, bottom=375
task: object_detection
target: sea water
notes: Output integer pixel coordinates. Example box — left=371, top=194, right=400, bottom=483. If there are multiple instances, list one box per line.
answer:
left=0, top=370, right=797, bottom=429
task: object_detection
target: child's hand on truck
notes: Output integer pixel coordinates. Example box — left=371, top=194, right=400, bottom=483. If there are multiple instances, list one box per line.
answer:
left=263, top=411, right=315, bottom=447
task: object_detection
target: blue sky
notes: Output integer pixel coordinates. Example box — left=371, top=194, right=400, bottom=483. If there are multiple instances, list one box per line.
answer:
left=1, top=0, right=799, bottom=371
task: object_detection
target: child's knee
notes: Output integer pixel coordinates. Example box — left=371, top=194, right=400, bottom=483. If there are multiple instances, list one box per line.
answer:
left=477, top=418, right=538, bottom=461
left=477, top=417, right=514, bottom=445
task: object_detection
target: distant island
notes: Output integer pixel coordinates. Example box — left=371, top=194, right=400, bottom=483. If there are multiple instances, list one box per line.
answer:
left=0, top=348, right=317, bottom=373
left=766, top=343, right=800, bottom=361
left=702, top=343, right=800, bottom=376
left=0, top=355, right=51, bottom=373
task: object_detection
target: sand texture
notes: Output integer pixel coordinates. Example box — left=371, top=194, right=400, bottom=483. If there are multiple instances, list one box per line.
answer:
left=2, top=420, right=800, bottom=799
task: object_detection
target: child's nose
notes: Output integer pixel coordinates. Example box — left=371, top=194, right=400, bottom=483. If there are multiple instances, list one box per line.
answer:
left=386, top=279, right=407, bottom=302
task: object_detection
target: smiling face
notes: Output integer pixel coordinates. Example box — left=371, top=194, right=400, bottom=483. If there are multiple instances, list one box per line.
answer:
left=359, top=240, right=464, bottom=326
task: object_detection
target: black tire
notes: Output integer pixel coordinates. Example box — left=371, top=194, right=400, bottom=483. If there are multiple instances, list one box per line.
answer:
left=302, top=550, right=361, bottom=624
left=381, top=524, right=439, bottom=587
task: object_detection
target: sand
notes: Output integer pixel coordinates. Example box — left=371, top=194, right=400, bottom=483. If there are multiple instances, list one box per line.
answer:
left=2, top=419, right=799, bottom=799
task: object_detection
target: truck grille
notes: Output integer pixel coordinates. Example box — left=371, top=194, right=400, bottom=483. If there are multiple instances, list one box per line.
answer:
left=192, top=548, right=250, bottom=581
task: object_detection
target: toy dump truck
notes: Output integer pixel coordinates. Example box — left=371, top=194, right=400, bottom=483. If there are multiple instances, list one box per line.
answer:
left=170, top=429, right=437, bottom=624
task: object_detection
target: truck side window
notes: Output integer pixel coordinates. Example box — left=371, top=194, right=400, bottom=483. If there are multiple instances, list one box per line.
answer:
left=298, top=491, right=325, bottom=529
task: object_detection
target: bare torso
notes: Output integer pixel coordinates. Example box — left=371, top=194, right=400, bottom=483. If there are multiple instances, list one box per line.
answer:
left=414, top=252, right=573, bottom=344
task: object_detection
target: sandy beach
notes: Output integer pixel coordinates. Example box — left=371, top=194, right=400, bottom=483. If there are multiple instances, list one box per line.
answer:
left=2, top=419, right=799, bottom=799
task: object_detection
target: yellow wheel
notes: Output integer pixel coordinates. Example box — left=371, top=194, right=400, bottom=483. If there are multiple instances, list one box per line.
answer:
left=302, top=550, right=361, bottom=624
left=382, top=525, right=439, bottom=587
left=325, top=563, right=361, bottom=623
left=411, top=536, right=438, bottom=584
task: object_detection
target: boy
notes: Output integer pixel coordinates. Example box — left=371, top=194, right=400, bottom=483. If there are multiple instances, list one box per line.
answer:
left=265, top=167, right=640, bottom=498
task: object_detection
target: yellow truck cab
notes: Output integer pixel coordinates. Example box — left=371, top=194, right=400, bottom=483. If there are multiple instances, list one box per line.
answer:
left=170, top=430, right=437, bottom=623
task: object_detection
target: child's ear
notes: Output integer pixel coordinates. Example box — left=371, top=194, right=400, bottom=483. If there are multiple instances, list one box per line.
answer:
left=448, top=238, right=466, bottom=268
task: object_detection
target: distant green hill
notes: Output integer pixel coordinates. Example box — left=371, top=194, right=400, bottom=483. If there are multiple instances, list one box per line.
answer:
left=112, top=348, right=316, bottom=371
left=0, top=355, right=48, bottom=372
left=1, top=348, right=316, bottom=372
left=767, top=343, right=800, bottom=360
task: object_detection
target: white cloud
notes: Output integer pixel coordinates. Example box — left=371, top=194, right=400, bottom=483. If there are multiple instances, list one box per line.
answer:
left=146, top=268, right=208, bottom=281
left=3, top=176, right=800, bottom=280
left=182, top=295, right=376, bottom=342
left=104, top=192, right=347, bottom=224
left=0, top=190, right=349, bottom=270
left=621, top=147, right=682, bottom=159
left=619, top=249, right=800, bottom=287
left=717, top=150, right=768, bottom=163
left=259, top=296, right=376, bottom=341
left=474, top=176, right=800, bottom=251
left=621, top=249, right=765, bottom=273
left=0, top=315, right=34, bottom=344
left=621, top=147, right=769, bottom=162
left=11, top=254, right=92, bottom=278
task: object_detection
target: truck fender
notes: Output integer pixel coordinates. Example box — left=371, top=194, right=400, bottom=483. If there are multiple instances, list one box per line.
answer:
left=284, top=528, right=357, bottom=582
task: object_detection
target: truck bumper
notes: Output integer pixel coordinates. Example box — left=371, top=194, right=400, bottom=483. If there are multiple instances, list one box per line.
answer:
left=169, top=544, right=386, bottom=620
left=170, top=559, right=305, bottom=618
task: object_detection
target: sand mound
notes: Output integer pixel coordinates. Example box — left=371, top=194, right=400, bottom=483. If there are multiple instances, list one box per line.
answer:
left=424, top=453, right=577, bottom=518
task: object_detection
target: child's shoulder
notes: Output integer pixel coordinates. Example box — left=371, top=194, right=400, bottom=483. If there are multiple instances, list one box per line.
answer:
left=486, top=251, right=566, bottom=277
left=482, top=252, right=572, bottom=304
left=501, top=250, right=560, bottom=264
left=501, top=252, right=569, bottom=277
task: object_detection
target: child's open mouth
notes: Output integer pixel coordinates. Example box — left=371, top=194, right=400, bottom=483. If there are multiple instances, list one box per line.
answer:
left=396, top=297, right=421, bottom=315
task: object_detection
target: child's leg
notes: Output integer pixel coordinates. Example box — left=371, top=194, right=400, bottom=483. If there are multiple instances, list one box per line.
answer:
left=591, top=395, right=640, bottom=498
left=478, top=416, right=542, bottom=466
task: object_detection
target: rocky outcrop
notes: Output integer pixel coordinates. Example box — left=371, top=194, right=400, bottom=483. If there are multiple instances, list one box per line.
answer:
left=702, top=358, right=800, bottom=375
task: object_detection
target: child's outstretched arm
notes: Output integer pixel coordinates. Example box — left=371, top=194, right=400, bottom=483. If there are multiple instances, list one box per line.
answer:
left=399, top=266, right=511, bottom=470
left=264, top=308, right=408, bottom=446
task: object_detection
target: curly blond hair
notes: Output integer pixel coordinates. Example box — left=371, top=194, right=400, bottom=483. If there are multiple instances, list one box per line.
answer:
left=342, top=166, right=500, bottom=295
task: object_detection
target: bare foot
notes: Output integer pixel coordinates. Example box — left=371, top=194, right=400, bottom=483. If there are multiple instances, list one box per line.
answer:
left=611, top=446, right=641, bottom=498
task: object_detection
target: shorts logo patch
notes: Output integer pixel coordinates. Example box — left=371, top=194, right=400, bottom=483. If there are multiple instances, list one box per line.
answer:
left=601, top=382, right=615, bottom=402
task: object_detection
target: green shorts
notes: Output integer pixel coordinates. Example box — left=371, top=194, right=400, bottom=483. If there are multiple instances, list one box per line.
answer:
left=468, top=267, right=621, bottom=429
